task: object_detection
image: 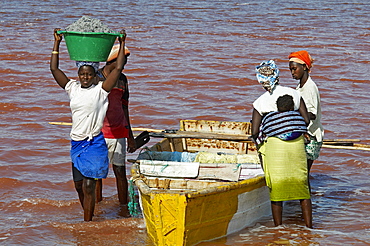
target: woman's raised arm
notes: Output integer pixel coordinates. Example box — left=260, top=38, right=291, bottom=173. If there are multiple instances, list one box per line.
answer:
left=102, top=30, right=127, bottom=92
left=50, top=28, right=69, bottom=89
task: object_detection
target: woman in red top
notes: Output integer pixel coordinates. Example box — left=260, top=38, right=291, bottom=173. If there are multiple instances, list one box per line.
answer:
left=96, top=45, right=136, bottom=217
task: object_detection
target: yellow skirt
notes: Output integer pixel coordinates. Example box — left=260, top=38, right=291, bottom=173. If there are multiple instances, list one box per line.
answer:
left=259, top=136, right=310, bottom=201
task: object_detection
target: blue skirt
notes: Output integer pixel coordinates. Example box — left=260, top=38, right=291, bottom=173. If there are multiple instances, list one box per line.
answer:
left=70, top=132, right=109, bottom=179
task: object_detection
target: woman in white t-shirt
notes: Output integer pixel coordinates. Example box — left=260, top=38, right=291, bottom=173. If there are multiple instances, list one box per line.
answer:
left=251, top=60, right=312, bottom=228
left=50, top=28, right=127, bottom=221
left=288, top=50, right=324, bottom=172
left=251, top=60, right=310, bottom=141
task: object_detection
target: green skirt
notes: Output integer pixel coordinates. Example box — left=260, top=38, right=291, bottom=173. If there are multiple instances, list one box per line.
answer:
left=259, top=136, right=310, bottom=201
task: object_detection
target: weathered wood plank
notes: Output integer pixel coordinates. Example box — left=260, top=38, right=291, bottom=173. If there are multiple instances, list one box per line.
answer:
left=198, top=163, right=241, bottom=181
left=139, top=160, right=199, bottom=178
left=149, top=131, right=251, bottom=141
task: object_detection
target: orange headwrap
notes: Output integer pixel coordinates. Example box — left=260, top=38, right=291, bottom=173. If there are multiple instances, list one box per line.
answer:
left=107, top=44, right=130, bottom=62
left=288, top=50, right=313, bottom=70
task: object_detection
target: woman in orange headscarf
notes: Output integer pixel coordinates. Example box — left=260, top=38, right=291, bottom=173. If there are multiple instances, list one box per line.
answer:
left=288, top=51, right=324, bottom=173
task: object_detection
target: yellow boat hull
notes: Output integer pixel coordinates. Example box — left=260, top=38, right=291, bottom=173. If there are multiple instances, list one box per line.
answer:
left=134, top=169, right=270, bottom=246
left=132, top=120, right=271, bottom=245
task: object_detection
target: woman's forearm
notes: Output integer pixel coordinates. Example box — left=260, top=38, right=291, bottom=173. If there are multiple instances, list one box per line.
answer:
left=251, top=108, right=262, bottom=140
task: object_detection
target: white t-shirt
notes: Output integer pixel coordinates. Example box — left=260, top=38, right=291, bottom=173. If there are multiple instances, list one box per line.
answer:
left=253, top=85, right=301, bottom=115
left=65, top=80, right=109, bottom=141
left=296, top=77, right=324, bottom=142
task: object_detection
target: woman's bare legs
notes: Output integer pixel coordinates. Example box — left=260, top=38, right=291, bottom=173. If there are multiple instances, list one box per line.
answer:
left=271, top=201, right=283, bottom=226
left=95, top=179, right=103, bottom=203
left=74, top=180, right=84, bottom=208
left=300, top=199, right=313, bottom=228
left=82, top=178, right=97, bottom=221
left=113, top=165, right=130, bottom=217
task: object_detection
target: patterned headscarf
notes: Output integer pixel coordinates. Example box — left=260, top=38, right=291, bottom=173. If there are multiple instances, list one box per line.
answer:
left=75, top=61, right=100, bottom=73
left=288, top=50, right=314, bottom=72
left=255, top=60, right=280, bottom=93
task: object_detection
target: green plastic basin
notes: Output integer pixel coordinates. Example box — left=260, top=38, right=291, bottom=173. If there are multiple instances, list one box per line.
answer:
left=58, top=31, right=123, bottom=62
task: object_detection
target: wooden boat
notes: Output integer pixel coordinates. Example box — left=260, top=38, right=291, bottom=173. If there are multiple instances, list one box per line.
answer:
left=131, top=120, right=271, bottom=246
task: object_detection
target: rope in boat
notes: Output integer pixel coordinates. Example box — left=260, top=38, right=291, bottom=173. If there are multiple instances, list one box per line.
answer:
left=128, top=178, right=139, bottom=217
left=234, top=163, right=242, bottom=172
left=128, top=147, right=151, bottom=217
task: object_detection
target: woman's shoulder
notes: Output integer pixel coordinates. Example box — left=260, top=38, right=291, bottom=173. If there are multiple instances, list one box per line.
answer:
left=114, top=73, right=128, bottom=89
left=67, top=79, right=79, bottom=84
left=276, top=84, right=296, bottom=92
left=306, top=77, right=319, bottom=88
left=301, top=77, right=320, bottom=93
left=275, top=85, right=300, bottom=97
left=253, top=90, right=270, bottom=103
left=65, top=79, right=78, bottom=90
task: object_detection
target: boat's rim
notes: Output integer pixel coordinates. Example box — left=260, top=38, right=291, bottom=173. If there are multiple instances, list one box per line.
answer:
left=131, top=163, right=266, bottom=198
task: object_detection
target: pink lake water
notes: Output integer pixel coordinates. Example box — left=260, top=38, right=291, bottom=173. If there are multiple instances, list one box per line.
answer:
left=1, top=0, right=370, bottom=245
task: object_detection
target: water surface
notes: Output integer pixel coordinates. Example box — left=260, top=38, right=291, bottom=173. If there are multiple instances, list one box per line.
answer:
left=1, top=0, right=369, bottom=245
